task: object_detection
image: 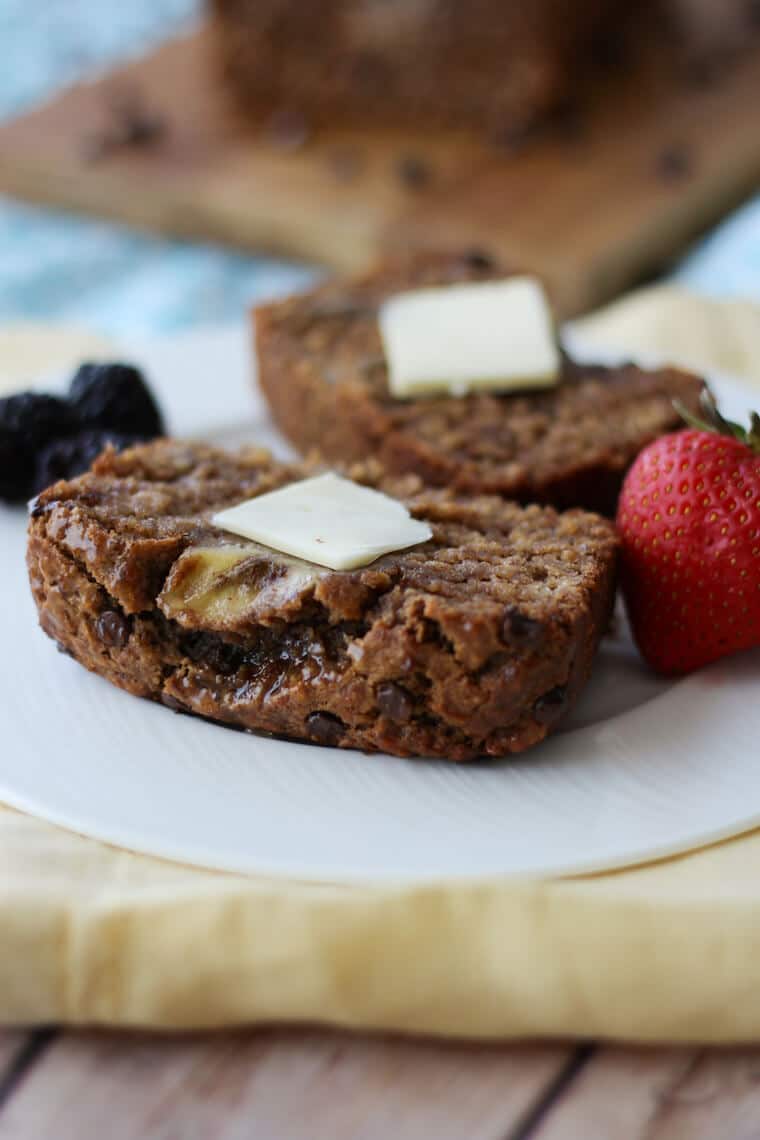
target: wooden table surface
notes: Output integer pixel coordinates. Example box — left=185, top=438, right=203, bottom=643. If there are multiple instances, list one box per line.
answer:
left=2, top=1030, right=760, bottom=1137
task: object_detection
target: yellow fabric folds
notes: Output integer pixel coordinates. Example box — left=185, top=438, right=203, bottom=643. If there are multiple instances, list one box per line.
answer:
left=572, top=285, right=760, bottom=387
left=2, top=287, right=760, bottom=1039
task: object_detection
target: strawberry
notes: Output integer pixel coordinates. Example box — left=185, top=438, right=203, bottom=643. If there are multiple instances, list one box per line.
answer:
left=617, top=386, right=760, bottom=674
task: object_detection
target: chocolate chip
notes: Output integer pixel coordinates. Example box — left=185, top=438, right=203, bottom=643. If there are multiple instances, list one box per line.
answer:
left=305, top=711, right=345, bottom=746
left=266, top=109, right=311, bottom=152
left=395, top=154, right=432, bottom=190
left=552, top=100, right=586, bottom=144
left=308, top=298, right=376, bottom=321
left=160, top=693, right=187, bottom=714
left=590, top=27, right=630, bottom=72
left=533, top=685, right=568, bottom=725
left=351, top=51, right=390, bottom=92
left=83, top=86, right=166, bottom=162
left=503, top=607, right=542, bottom=648
left=328, top=146, right=364, bottom=181
left=488, top=120, right=536, bottom=156
left=656, top=145, right=693, bottom=182
left=682, top=54, right=723, bottom=90
left=183, top=632, right=243, bottom=675
left=29, top=497, right=49, bottom=519
left=358, top=354, right=386, bottom=377
left=459, top=249, right=495, bottom=273
left=376, top=681, right=414, bottom=724
left=96, top=609, right=129, bottom=648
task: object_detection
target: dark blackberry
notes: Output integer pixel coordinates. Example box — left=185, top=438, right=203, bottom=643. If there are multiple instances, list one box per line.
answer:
left=69, top=363, right=164, bottom=437
left=0, top=392, right=74, bottom=504
left=0, top=391, right=74, bottom=447
left=0, top=427, right=32, bottom=503
left=34, top=430, right=145, bottom=494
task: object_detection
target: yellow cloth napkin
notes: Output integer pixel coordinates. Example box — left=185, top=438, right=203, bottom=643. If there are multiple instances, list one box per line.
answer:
left=572, top=285, right=760, bottom=387
left=2, top=287, right=760, bottom=1039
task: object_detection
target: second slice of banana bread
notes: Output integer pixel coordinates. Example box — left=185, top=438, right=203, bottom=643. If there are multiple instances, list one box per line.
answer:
left=256, top=252, right=704, bottom=516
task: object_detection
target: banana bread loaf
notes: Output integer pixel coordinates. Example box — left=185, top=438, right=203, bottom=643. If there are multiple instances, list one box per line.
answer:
left=209, top=0, right=617, bottom=136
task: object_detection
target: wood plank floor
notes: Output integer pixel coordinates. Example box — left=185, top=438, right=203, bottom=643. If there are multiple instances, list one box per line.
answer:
left=2, top=1031, right=760, bottom=1138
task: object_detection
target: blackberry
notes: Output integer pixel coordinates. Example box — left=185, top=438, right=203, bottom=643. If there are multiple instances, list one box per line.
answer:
left=69, top=363, right=164, bottom=437
left=0, top=391, right=74, bottom=447
left=0, top=392, right=74, bottom=504
left=34, top=430, right=145, bottom=494
left=0, top=427, right=31, bottom=503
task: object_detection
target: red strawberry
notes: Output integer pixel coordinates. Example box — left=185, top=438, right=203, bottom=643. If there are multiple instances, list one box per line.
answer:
left=617, top=387, right=760, bottom=674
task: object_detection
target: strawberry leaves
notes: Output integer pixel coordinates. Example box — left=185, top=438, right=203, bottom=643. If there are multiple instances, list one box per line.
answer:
left=674, top=384, right=760, bottom=454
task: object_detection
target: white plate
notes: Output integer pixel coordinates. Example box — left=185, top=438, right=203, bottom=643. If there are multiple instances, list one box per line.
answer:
left=1, top=326, right=758, bottom=883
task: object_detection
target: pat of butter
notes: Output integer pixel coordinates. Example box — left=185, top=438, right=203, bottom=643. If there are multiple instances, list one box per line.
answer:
left=378, top=276, right=560, bottom=398
left=212, top=473, right=432, bottom=572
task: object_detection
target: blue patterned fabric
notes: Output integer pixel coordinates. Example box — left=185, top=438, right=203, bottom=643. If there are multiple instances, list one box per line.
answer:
left=0, top=0, right=317, bottom=334
left=673, top=199, right=760, bottom=299
left=0, top=0, right=758, bottom=334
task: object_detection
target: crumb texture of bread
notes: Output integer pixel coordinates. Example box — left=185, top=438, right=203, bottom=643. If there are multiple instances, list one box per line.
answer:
left=255, top=251, right=706, bottom=517
left=27, top=441, right=618, bottom=761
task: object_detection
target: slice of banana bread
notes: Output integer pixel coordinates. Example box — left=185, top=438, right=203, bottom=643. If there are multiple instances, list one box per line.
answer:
left=255, top=251, right=705, bottom=516
left=27, top=440, right=618, bottom=761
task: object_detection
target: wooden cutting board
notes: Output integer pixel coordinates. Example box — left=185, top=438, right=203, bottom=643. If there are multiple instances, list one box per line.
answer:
left=1, top=27, right=760, bottom=317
